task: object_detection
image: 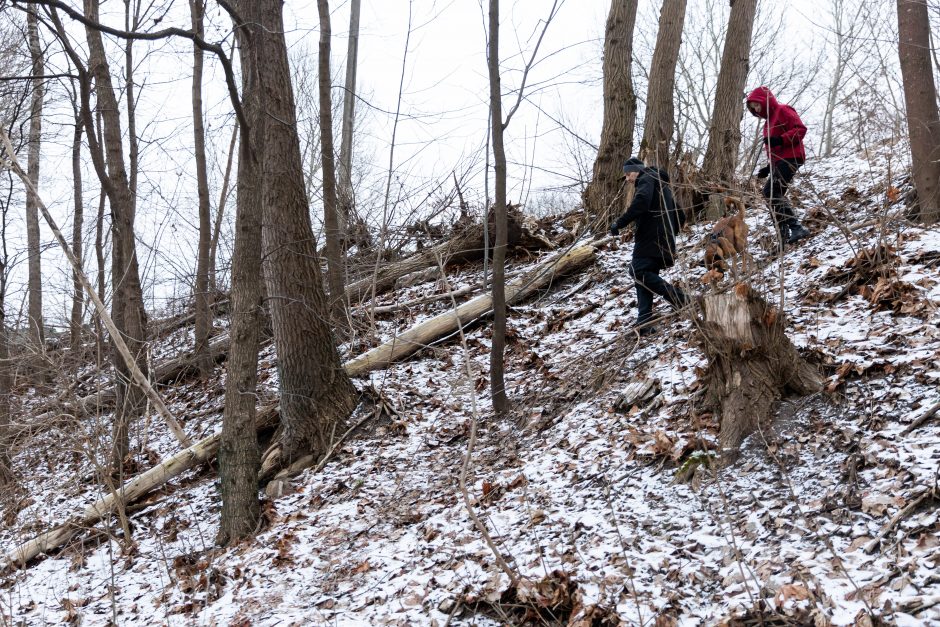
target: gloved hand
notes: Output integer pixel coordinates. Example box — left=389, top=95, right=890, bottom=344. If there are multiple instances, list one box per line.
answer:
left=756, top=165, right=770, bottom=179
left=762, top=136, right=784, bottom=147
left=609, top=224, right=620, bottom=237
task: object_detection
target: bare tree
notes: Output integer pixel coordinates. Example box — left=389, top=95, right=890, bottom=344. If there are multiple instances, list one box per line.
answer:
left=700, top=0, right=757, bottom=187
left=486, top=0, right=561, bottom=416
left=338, top=0, right=361, bottom=238
left=582, top=0, right=639, bottom=233
left=123, top=0, right=139, bottom=212
left=218, top=0, right=264, bottom=546
left=25, top=6, right=44, bottom=357
left=639, top=0, right=688, bottom=169
left=0, top=173, right=12, bottom=485
left=69, top=92, right=84, bottom=355
left=190, top=0, right=213, bottom=377
left=74, top=0, right=151, bottom=473
left=247, top=0, right=357, bottom=464
left=209, top=121, right=237, bottom=296
left=317, top=0, right=346, bottom=321
left=897, top=0, right=940, bottom=224
left=818, top=0, right=865, bottom=157
left=487, top=0, right=510, bottom=415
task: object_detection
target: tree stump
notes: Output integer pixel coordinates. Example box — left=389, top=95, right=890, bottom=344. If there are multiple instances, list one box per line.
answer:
left=698, top=285, right=823, bottom=461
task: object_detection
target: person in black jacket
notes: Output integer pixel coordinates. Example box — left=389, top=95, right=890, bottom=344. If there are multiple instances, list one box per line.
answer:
left=609, top=157, right=688, bottom=335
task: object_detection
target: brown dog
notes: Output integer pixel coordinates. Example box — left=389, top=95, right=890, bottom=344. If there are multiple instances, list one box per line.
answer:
left=702, top=197, right=748, bottom=283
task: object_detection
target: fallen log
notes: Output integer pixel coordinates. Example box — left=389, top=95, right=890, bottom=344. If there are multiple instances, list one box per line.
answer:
left=344, top=241, right=596, bottom=375
left=345, top=206, right=553, bottom=305
left=4, top=404, right=280, bottom=569
left=7, top=242, right=596, bottom=568
left=698, top=285, right=823, bottom=460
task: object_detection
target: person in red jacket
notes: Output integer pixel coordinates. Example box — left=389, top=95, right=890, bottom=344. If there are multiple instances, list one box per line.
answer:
left=746, top=86, right=811, bottom=245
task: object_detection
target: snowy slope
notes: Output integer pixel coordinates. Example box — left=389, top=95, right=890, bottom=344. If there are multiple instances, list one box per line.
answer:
left=2, top=149, right=939, bottom=626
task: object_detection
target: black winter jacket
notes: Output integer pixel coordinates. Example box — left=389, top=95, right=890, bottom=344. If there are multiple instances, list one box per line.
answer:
left=612, top=168, right=685, bottom=265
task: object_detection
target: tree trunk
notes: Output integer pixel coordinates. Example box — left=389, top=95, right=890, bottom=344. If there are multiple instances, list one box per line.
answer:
left=897, top=0, right=940, bottom=225
left=217, top=2, right=267, bottom=545
left=487, top=0, right=509, bottom=415
left=83, top=0, right=150, bottom=474
left=0, top=229, right=11, bottom=484
left=124, top=1, right=138, bottom=211
left=317, top=0, right=347, bottom=321
left=582, top=0, right=638, bottom=234
left=190, top=0, right=214, bottom=377
left=338, top=0, right=362, bottom=242
left=69, top=102, right=85, bottom=356
left=639, top=0, right=688, bottom=170
left=701, top=0, right=757, bottom=187
left=25, top=7, right=45, bottom=360
left=699, top=286, right=823, bottom=461
left=250, top=0, right=358, bottom=465
left=0, top=321, right=11, bottom=486
left=209, top=122, right=238, bottom=296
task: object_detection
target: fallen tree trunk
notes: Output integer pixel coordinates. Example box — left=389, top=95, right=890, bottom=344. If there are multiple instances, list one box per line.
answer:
left=7, top=241, right=595, bottom=568
left=345, top=208, right=553, bottom=305
left=4, top=404, right=279, bottom=569
left=698, top=285, right=823, bottom=460
left=344, top=242, right=596, bottom=375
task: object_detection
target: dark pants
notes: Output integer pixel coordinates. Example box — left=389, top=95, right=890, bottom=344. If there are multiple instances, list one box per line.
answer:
left=762, top=159, right=802, bottom=231
left=630, top=257, right=688, bottom=325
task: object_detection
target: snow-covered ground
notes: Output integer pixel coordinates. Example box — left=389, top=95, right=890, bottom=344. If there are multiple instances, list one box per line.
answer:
left=2, top=149, right=939, bottom=626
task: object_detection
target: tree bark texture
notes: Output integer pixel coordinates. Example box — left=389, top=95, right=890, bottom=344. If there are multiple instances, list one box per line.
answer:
left=317, top=0, right=347, bottom=320
left=252, top=0, right=358, bottom=465
left=701, top=0, right=757, bottom=187
left=83, top=0, right=150, bottom=472
left=190, top=0, right=214, bottom=377
left=699, top=286, right=823, bottom=461
left=639, top=0, right=688, bottom=170
left=897, top=0, right=940, bottom=225
left=488, top=0, right=509, bottom=415
left=217, top=1, right=267, bottom=545
left=69, top=103, right=85, bottom=355
left=582, top=0, right=638, bottom=234
left=25, top=7, right=45, bottom=353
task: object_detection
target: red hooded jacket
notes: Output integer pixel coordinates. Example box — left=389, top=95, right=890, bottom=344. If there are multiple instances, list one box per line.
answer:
left=746, top=86, right=806, bottom=164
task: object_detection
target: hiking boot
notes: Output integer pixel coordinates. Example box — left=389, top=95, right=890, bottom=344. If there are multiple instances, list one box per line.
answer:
left=631, top=318, right=658, bottom=337
left=786, top=223, right=811, bottom=244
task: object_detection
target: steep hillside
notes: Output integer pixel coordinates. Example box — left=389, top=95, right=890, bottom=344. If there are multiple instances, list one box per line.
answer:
left=2, top=150, right=939, bottom=626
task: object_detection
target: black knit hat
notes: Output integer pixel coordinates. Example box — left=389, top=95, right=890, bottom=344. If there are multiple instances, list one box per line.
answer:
left=622, top=157, right=646, bottom=174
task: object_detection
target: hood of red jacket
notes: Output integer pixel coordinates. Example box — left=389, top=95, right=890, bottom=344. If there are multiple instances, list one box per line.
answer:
left=746, top=86, right=778, bottom=119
